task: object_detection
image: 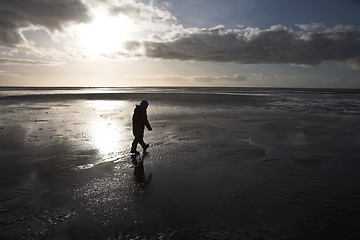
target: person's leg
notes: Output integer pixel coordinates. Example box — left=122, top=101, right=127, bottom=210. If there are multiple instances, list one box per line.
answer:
left=133, top=129, right=149, bottom=151
left=131, top=138, right=139, bottom=153
left=138, top=137, right=149, bottom=151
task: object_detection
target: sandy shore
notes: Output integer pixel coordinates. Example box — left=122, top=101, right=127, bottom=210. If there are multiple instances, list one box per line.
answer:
left=1, top=91, right=360, bottom=239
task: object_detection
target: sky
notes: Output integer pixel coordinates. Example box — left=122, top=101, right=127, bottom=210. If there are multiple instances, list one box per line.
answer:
left=0, top=0, right=360, bottom=88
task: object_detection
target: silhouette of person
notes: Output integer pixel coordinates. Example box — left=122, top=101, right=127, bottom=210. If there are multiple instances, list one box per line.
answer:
left=130, top=100, right=152, bottom=155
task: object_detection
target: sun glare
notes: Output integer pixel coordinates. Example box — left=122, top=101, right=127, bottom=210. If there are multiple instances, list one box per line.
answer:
left=87, top=101, right=130, bottom=158
left=77, top=10, right=133, bottom=56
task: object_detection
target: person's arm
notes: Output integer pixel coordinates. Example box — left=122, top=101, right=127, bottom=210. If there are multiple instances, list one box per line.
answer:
left=144, top=111, right=152, bottom=130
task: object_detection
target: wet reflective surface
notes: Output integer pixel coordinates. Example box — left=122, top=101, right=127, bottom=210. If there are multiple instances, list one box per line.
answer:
left=1, top=89, right=360, bottom=239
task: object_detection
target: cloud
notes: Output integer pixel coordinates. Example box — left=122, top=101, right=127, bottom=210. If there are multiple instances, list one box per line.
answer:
left=110, top=4, right=145, bottom=19
left=130, top=74, right=247, bottom=86
left=0, top=58, right=49, bottom=65
left=347, top=58, right=360, bottom=70
left=0, top=0, right=89, bottom=47
left=296, top=23, right=326, bottom=31
left=108, top=0, right=179, bottom=32
left=124, top=25, right=360, bottom=68
left=194, top=74, right=247, bottom=83
left=2, top=0, right=359, bottom=71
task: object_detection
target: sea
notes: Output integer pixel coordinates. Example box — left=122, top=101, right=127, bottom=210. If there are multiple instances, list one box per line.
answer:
left=1, top=86, right=360, bottom=115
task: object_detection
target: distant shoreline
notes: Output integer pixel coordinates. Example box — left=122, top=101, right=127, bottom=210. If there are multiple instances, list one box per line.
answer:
left=1, top=85, right=360, bottom=90
left=1, top=86, right=360, bottom=95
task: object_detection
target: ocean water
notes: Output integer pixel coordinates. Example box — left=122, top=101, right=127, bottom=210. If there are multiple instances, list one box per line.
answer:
left=1, top=87, right=360, bottom=115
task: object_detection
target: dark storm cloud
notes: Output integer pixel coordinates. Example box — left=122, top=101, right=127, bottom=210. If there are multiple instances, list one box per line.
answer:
left=0, top=0, right=89, bottom=47
left=129, top=26, right=360, bottom=66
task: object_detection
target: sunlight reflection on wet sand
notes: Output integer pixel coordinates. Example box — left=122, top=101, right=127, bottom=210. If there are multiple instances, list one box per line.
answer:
left=75, top=100, right=133, bottom=168
left=90, top=101, right=123, bottom=151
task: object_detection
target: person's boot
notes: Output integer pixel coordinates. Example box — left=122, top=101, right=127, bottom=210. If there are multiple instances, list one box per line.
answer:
left=131, top=141, right=139, bottom=155
left=131, top=145, right=139, bottom=155
left=131, top=151, right=140, bottom=155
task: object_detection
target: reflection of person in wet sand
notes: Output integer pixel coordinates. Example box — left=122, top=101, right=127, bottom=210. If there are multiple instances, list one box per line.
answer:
left=133, top=152, right=152, bottom=190
left=131, top=100, right=152, bottom=155
left=134, top=163, right=152, bottom=186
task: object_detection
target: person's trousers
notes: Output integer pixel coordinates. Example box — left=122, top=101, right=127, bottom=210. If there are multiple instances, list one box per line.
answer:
left=131, top=135, right=147, bottom=152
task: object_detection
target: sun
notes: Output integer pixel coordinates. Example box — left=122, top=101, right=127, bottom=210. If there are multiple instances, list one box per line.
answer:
left=76, top=10, right=133, bottom=56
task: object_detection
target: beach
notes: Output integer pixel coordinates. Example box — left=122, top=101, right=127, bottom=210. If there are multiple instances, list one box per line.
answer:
left=1, top=87, right=360, bottom=239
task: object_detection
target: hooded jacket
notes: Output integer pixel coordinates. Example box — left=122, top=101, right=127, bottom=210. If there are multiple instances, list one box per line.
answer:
left=132, top=105, right=151, bottom=136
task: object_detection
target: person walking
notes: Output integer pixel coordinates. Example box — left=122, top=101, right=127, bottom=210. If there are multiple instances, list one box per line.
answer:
left=131, top=100, right=152, bottom=155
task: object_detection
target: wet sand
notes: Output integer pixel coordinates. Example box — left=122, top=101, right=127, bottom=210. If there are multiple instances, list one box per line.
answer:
left=1, top=91, right=360, bottom=239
